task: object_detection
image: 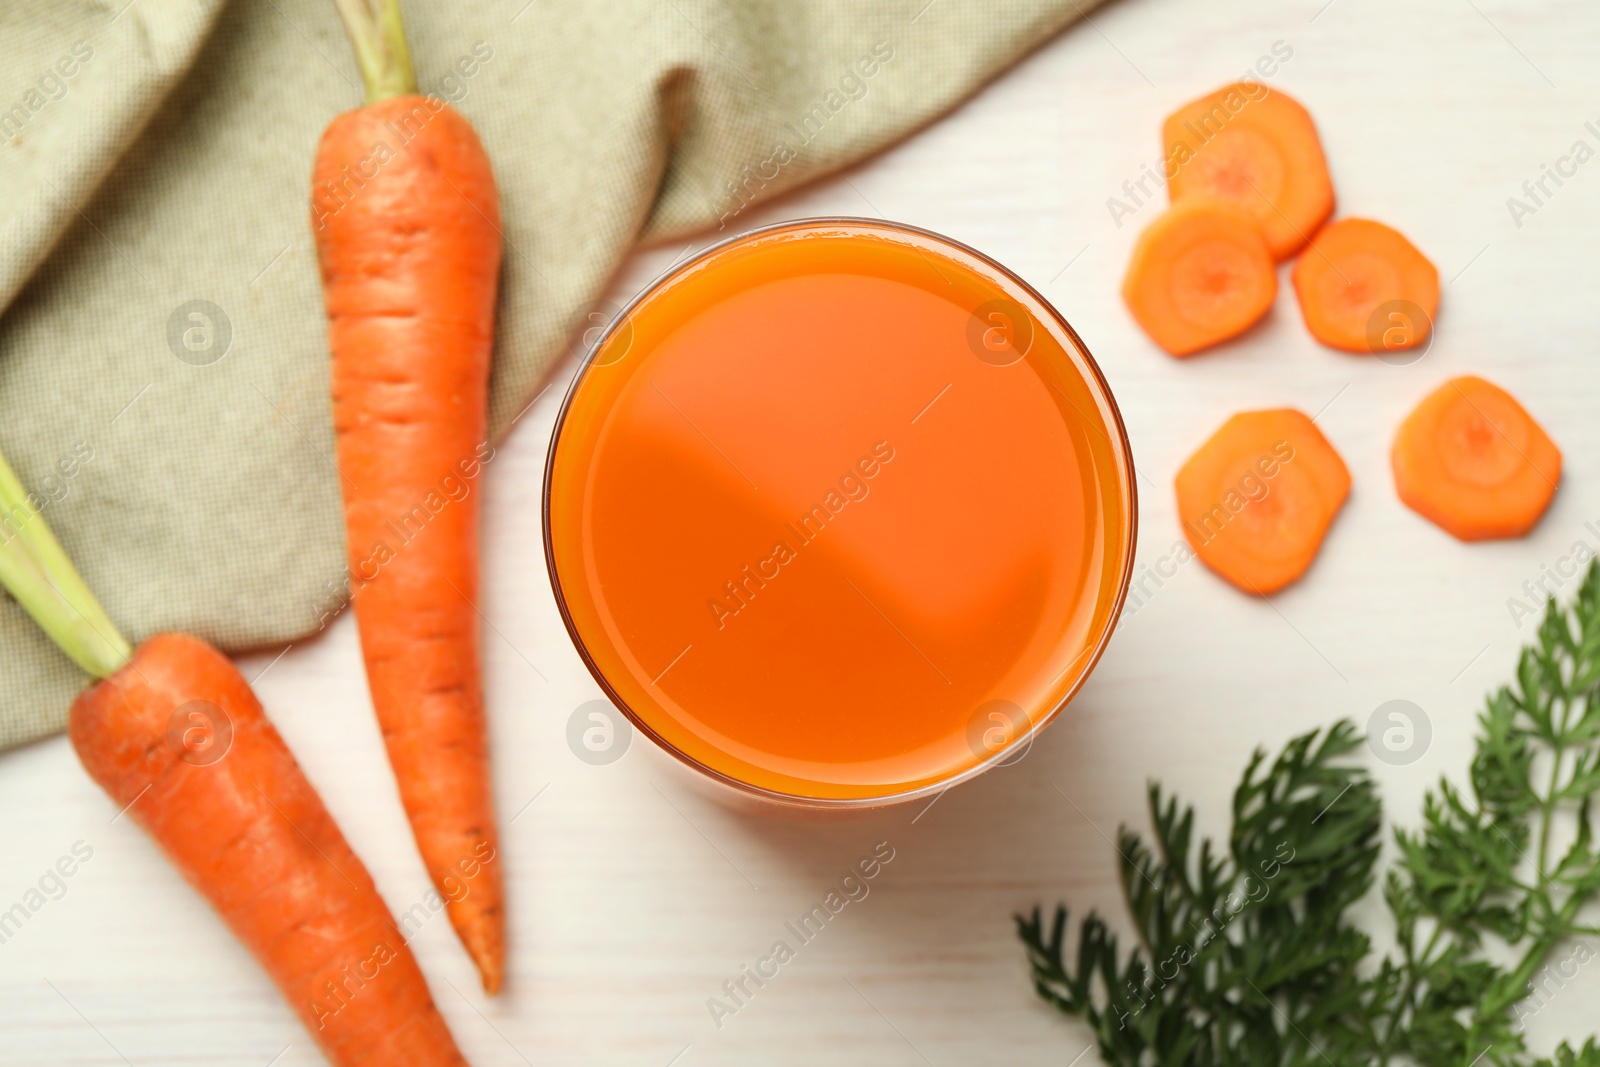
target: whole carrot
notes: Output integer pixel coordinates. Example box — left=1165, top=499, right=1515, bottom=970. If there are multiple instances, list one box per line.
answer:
left=314, top=0, right=505, bottom=992
left=71, top=635, right=469, bottom=1066
left=0, top=450, right=468, bottom=1065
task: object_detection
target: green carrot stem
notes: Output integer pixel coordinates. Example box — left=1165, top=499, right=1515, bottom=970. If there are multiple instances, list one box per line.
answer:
left=332, top=0, right=418, bottom=103
left=0, top=450, right=129, bottom=678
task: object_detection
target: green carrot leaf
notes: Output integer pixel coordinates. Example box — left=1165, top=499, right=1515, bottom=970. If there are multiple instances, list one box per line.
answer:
left=1021, top=560, right=1600, bottom=1066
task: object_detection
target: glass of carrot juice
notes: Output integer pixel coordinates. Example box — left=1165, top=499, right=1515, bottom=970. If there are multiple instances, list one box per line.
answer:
left=544, top=219, right=1136, bottom=810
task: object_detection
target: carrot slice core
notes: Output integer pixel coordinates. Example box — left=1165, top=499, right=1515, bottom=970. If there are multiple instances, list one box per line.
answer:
left=1164, top=84, right=1334, bottom=260
left=1292, top=218, right=1439, bottom=354
left=1123, top=200, right=1276, bottom=357
left=1391, top=376, right=1560, bottom=541
left=1175, top=408, right=1350, bottom=594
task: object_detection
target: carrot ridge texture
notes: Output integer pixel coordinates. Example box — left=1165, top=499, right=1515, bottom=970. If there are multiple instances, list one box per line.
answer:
left=1176, top=409, right=1350, bottom=595
left=314, top=95, right=505, bottom=992
left=1122, top=199, right=1277, bottom=357
left=70, top=634, right=468, bottom=1066
left=1164, top=83, right=1335, bottom=261
left=1392, top=376, right=1561, bottom=541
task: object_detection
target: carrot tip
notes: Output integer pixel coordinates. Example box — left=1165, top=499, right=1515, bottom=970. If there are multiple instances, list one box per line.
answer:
left=452, top=900, right=505, bottom=995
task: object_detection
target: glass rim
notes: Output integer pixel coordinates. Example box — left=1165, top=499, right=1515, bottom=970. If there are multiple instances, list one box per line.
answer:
left=542, top=216, right=1140, bottom=811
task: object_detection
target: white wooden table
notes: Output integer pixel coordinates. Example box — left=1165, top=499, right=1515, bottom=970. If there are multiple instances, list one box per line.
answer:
left=4, top=0, right=1599, bottom=1062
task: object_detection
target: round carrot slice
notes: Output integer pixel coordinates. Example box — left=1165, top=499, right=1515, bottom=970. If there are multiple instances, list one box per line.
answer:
left=1122, top=200, right=1276, bottom=357
left=1176, top=409, right=1350, bottom=595
left=1164, top=84, right=1334, bottom=260
left=1292, top=218, right=1439, bottom=355
left=1392, top=376, right=1561, bottom=541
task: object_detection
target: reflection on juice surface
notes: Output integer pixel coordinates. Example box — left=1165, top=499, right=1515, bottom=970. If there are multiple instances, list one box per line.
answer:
left=547, top=221, right=1134, bottom=802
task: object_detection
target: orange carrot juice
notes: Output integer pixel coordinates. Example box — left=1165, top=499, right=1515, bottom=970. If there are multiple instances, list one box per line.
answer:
left=545, top=220, right=1135, bottom=805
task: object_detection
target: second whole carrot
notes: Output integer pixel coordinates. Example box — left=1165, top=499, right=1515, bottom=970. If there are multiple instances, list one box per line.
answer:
left=313, top=1, right=505, bottom=993
left=72, top=634, right=469, bottom=1065
left=0, top=438, right=469, bottom=1063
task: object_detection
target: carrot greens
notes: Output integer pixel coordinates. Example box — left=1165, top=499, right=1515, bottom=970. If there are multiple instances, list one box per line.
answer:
left=331, top=0, right=416, bottom=103
left=1021, top=563, right=1600, bottom=1066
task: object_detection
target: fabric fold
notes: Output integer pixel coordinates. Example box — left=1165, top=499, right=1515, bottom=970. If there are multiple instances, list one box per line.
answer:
left=0, top=0, right=1100, bottom=749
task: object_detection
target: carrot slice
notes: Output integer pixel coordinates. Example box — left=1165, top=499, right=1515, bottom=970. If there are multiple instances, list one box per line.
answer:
left=1122, top=200, right=1277, bottom=357
left=1164, top=84, right=1334, bottom=260
left=1391, top=376, right=1561, bottom=541
left=1291, top=218, right=1439, bottom=354
left=1176, top=409, right=1350, bottom=594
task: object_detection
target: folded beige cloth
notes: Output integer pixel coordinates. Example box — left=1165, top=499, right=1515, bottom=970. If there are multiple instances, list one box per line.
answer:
left=0, top=0, right=1100, bottom=749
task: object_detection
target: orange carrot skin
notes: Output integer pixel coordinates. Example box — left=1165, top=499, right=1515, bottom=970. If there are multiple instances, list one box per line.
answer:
left=313, top=96, right=505, bottom=993
left=69, top=634, right=467, bottom=1066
